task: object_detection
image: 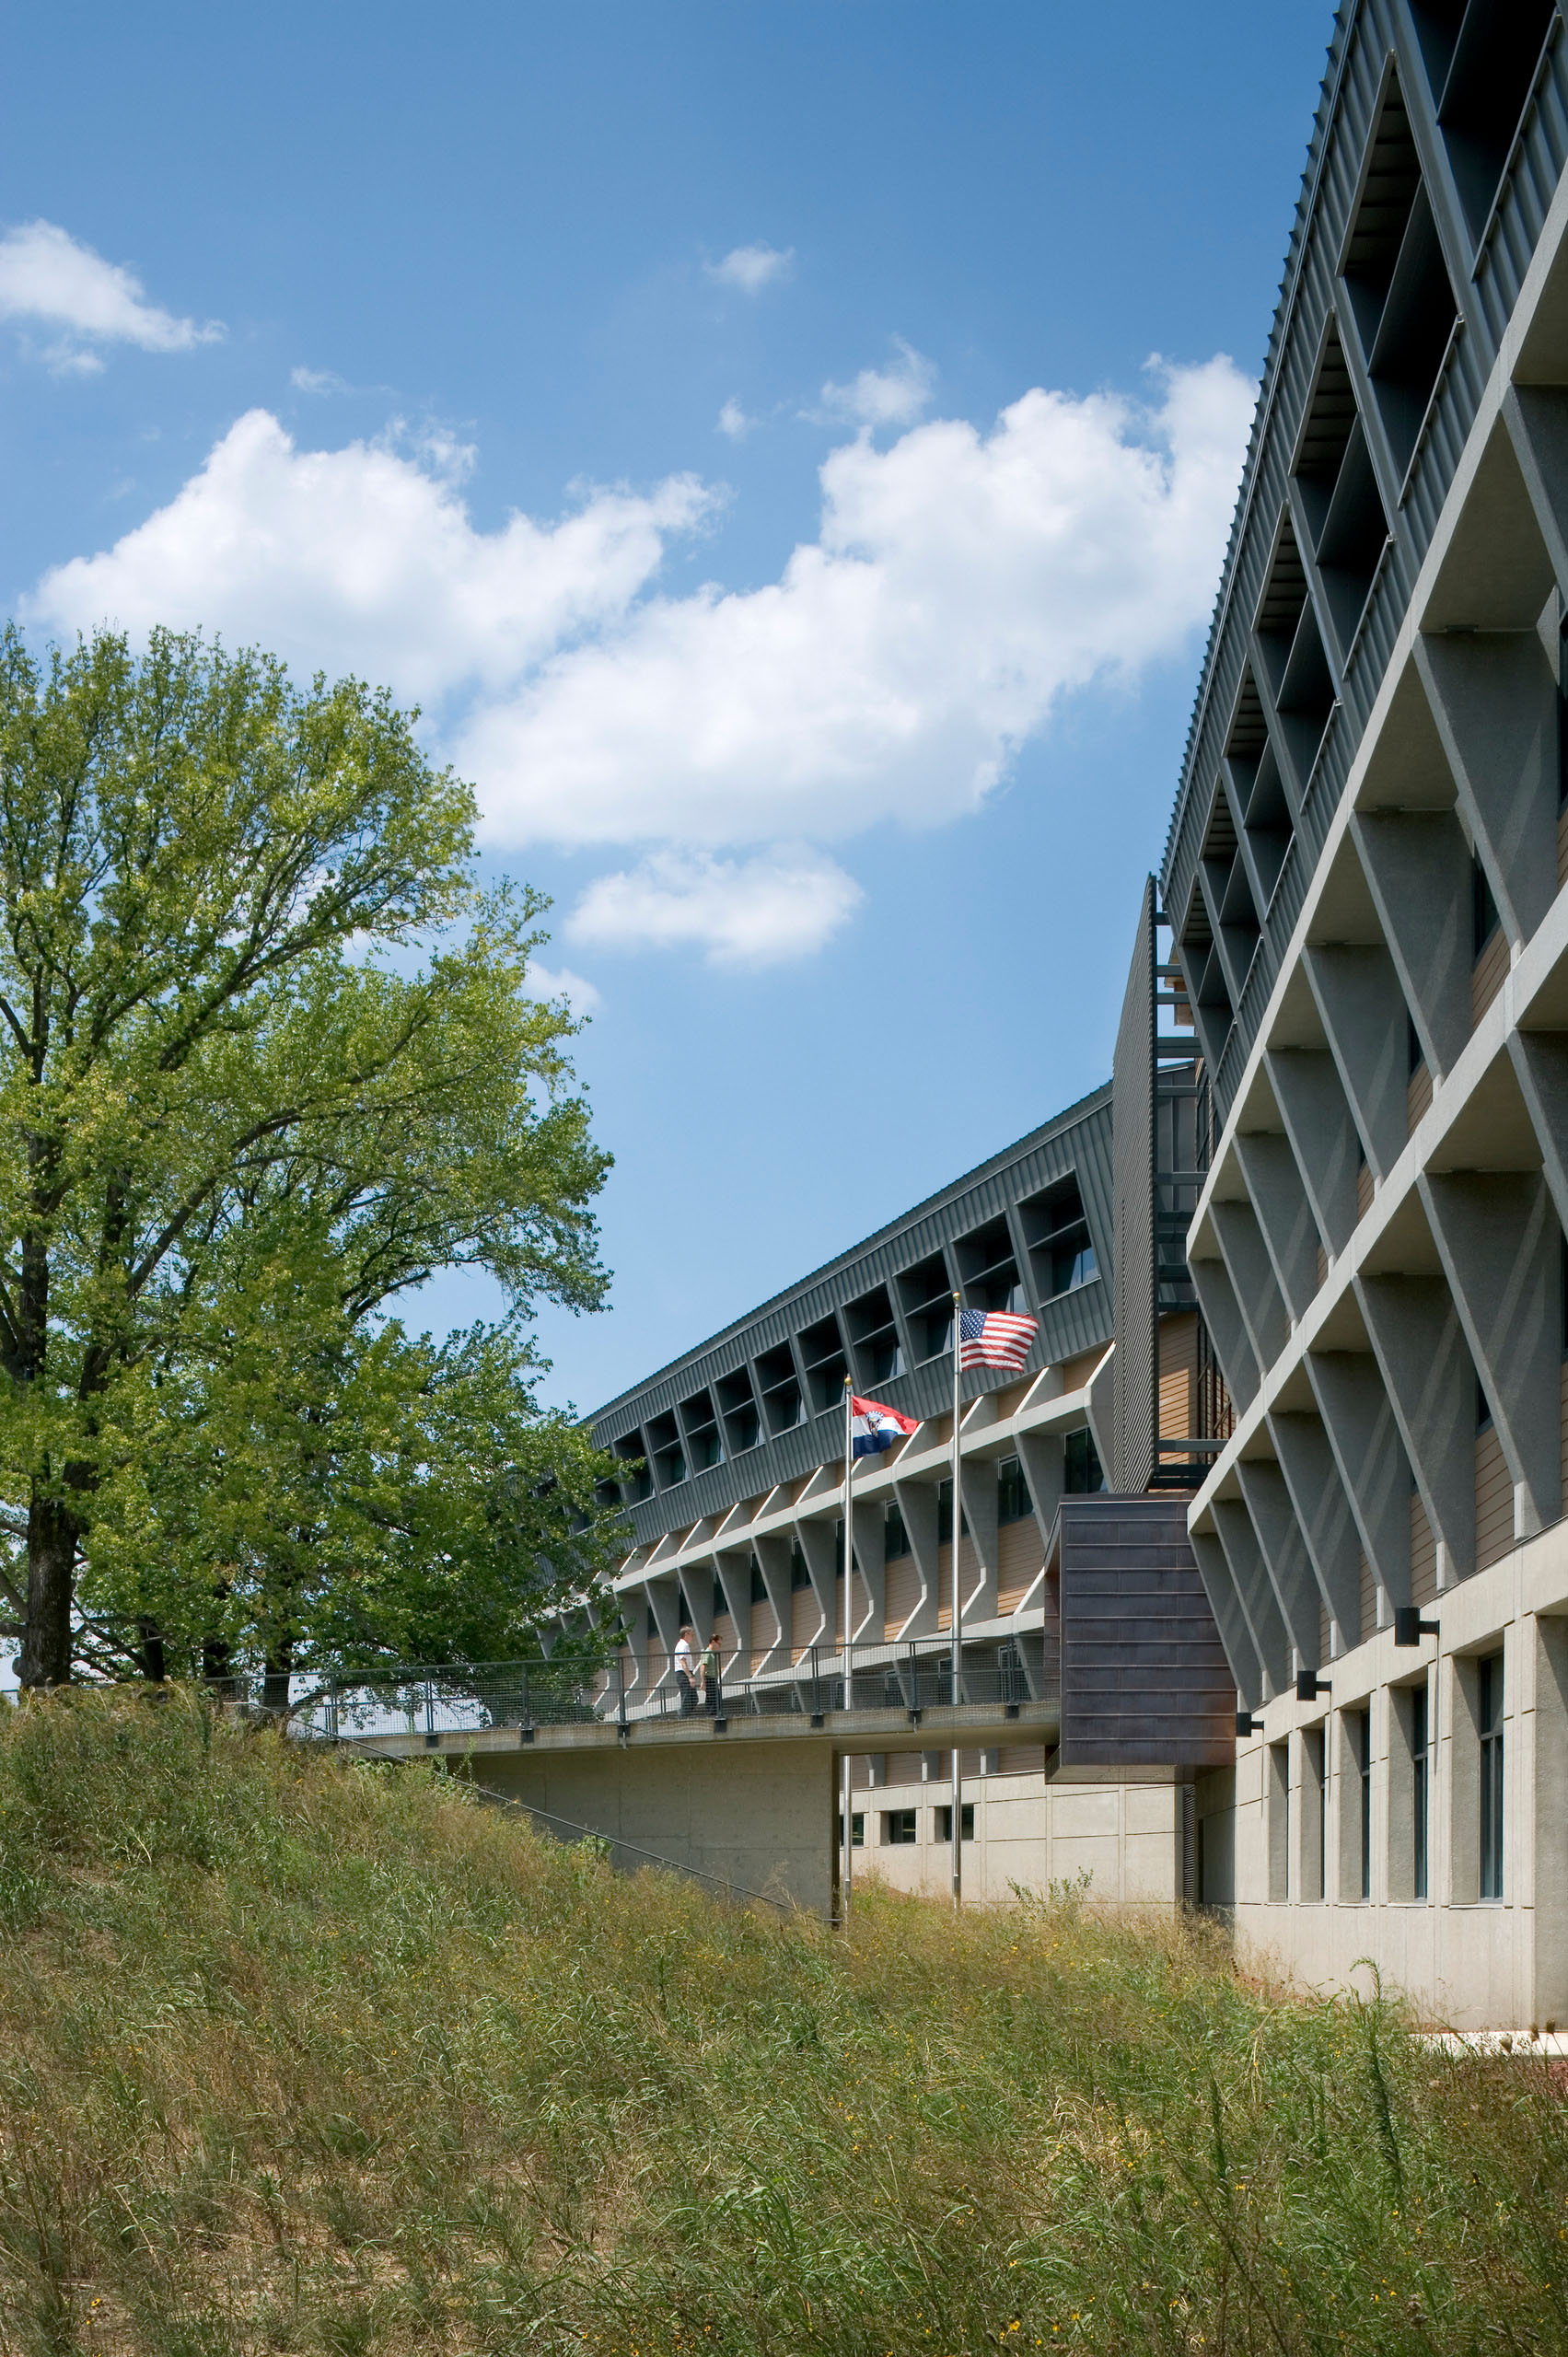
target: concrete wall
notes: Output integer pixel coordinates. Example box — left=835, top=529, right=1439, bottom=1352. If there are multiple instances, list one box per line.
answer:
left=852, top=1759, right=1189, bottom=1907
left=465, top=1736, right=837, bottom=1919
left=1194, top=1515, right=1568, bottom=2029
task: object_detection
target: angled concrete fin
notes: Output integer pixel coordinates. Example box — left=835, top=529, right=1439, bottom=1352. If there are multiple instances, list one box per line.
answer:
left=1211, top=1494, right=1292, bottom=1699
left=1265, top=1049, right=1361, bottom=1253
left=1508, top=1031, right=1568, bottom=1240
left=1415, top=632, right=1559, bottom=946
left=1354, top=1273, right=1476, bottom=1580
left=1419, top=1169, right=1562, bottom=1536
left=1189, top=1252, right=1260, bottom=1410
left=848, top=1501, right=886, bottom=1639
left=1211, top=1200, right=1292, bottom=1365
left=959, top=1455, right=1000, bottom=1621
left=713, top=1548, right=755, bottom=1659
left=1305, top=1350, right=1411, bottom=1616
left=1234, top=1457, right=1324, bottom=1670
left=1235, top=1132, right=1322, bottom=1319
left=1351, top=811, right=1472, bottom=1079
left=1302, top=943, right=1409, bottom=1180
left=1016, top=1430, right=1064, bottom=1559
left=1191, top=1527, right=1264, bottom=1713
left=795, top=1517, right=837, bottom=1644
left=889, top=1473, right=939, bottom=1636
left=1504, top=385, right=1568, bottom=602
left=1267, top=1410, right=1363, bottom=1651
left=750, top=1533, right=796, bottom=1666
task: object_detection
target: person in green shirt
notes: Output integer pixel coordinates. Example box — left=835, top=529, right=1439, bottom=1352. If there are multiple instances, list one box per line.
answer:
left=699, top=1632, right=722, bottom=1717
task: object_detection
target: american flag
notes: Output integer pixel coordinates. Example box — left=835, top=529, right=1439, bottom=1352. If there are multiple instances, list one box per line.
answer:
left=958, top=1306, right=1039, bottom=1371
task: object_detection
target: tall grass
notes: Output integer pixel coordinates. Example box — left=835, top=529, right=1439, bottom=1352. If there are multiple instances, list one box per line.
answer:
left=0, top=1690, right=1563, bottom=2353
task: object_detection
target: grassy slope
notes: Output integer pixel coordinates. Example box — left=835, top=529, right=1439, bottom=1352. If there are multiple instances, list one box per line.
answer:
left=0, top=1696, right=1564, bottom=2355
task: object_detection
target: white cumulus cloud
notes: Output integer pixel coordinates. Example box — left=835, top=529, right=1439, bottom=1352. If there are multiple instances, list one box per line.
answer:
left=25, top=352, right=1254, bottom=964
left=717, top=398, right=753, bottom=442
left=707, top=243, right=794, bottom=294
left=460, top=354, right=1255, bottom=850
left=527, top=961, right=602, bottom=1016
left=0, top=220, right=223, bottom=371
left=29, top=408, right=714, bottom=709
left=819, top=338, right=935, bottom=430
left=566, top=849, right=863, bottom=969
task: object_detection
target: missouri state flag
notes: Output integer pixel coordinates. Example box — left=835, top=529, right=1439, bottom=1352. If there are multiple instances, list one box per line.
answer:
left=849, top=1395, right=920, bottom=1458
left=958, top=1307, right=1039, bottom=1372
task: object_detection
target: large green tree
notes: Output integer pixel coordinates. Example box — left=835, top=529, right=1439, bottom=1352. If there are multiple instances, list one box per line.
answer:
left=0, top=624, right=616, bottom=1687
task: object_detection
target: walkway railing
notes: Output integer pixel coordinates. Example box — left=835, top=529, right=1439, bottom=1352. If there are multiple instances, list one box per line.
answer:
left=299, top=1637, right=1054, bottom=1747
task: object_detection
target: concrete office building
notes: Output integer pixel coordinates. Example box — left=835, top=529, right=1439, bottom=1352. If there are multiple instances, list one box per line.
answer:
left=1162, top=0, right=1568, bottom=2027
left=567, top=0, right=1568, bottom=2024
left=587, top=1036, right=1233, bottom=1909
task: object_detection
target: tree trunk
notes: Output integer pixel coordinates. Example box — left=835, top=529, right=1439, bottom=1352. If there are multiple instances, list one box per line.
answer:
left=18, top=1489, right=76, bottom=1686
left=136, top=1620, right=167, bottom=1683
left=261, top=1637, right=294, bottom=1718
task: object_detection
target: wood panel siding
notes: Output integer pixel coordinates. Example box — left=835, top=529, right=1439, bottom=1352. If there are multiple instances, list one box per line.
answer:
left=838, top=1571, right=872, bottom=1640
left=1057, top=1349, right=1106, bottom=1393
left=1317, top=1243, right=1329, bottom=1289
left=1055, top=1496, right=1235, bottom=1768
left=883, top=1553, right=922, bottom=1636
left=997, top=1515, right=1045, bottom=1613
left=1158, top=1312, right=1199, bottom=1441
left=1319, top=1597, right=1331, bottom=1666
left=751, top=1598, right=781, bottom=1654
left=1356, top=1158, right=1375, bottom=1222
left=989, top=1379, right=1032, bottom=1421
left=995, top=1745, right=1049, bottom=1777
left=1411, top=1492, right=1438, bottom=1608
left=1472, top=925, right=1509, bottom=1025
left=1358, top=1550, right=1376, bottom=1645
left=713, top=1612, right=737, bottom=1656
left=1475, top=1425, right=1514, bottom=1570
left=1407, top=1062, right=1433, bottom=1133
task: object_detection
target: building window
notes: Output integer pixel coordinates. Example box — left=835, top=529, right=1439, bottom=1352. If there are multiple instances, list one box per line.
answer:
left=935, top=1803, right=975, bottom=1842
left=882, top=1808, right=917, bottom=1845
left=1052, top=1240, right=1098, bottom=1295
left=936, top=1481, right=970, bottom=1545
left=1472, top=855, right=1501, bottom=958
left=884, top=1501, right=911, bottom=1561
left=1411, top=1681, right=1429, bottom=1902
left=789, top=1545, right=811, bottom=1592
left=1063, top=1427, right=1105, bottom=1494
left=1303, top=1724, right=1326, bottom=1902
left=1479, top=1651, right=1504, bottom=1900
left=1269, top=1739, right=1290, bottom=1903
left=996, top=1455, right=1032, bottom=1525
left=838, top=1812, right=865, bottom=1849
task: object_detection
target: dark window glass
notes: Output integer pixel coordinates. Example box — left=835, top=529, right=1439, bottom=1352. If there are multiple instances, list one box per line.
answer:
left=1051, top=1240, right=1098, bottom=1295
left=838, top=1812, right=865, bottom=1849
left=1411, top=1682, right=1429, bottom=1901
left=884, top=1502, right=910, bottom=1561
left=936, top=1480, right=970, bottom=1545
left=749, top=1559, right=766, bottom=1605
left=1472, top=855, right=1500, bottom=957
left=935, top=1803, right=975, bottom=1842
left=997, top=1456, right=1032, bottom=1525
left=1479, top=1651, right=1504, bottom=1900
left=790, top=1545, right=810, bottom=1592
left=883, top=1808, right=917, bottom=1845
left=1063, top=1426, right=1106, bottom=1494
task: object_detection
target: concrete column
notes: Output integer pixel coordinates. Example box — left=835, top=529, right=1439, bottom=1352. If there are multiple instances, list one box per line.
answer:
left=1016, top=1431, right=1064, bottom=1557
left=1302, top=944, right=1409, bottom=1182
left=1210, top=1200, right=1291, bottom=1364
left=849, top=1498, right=887, bottom=1643
left=1212, top=1494, right=1292, bottom=1700
left=1534, top=1617, right=1568, bottom=2028
left=1415, top=632, right=1559, bottom=948
left=960, top=1453, right=1000, bottom=1623
left=1354, top=1273, right=1478, bottom=1582
left=645, top=1574, right=682, bottom=1679
left=1268, top=1411, right=1363, bottom=1652
left=1351, top=810, right=1472, bottom=1081
left=713, top=1547, right=753, bottom=1668
left=1419, top=1169, right=1562, bottom=1538
left=795, top=1515, right=838, bottom=1650
left=1189, top=1251, right=1260, bottom=1410
left=1305, top=1350, right=1413, bottom=1620
left=1235, top=1458, right=1324, bottom=1672
left=1266, top=1049, right=1361, bottom=1255
left=1235, top=1132, right=1322, bottom=1319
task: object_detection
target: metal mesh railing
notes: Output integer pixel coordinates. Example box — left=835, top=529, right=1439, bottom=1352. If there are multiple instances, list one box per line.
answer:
left=295, top=1638, right=1052, bottom=1744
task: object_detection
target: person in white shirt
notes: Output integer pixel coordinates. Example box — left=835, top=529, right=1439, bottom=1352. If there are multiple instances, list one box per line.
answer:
left=674, top=1625, right=698, bottom=1716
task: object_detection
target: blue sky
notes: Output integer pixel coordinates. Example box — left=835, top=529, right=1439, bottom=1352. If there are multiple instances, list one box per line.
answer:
left=2, top=1, right=1331, bottom=1416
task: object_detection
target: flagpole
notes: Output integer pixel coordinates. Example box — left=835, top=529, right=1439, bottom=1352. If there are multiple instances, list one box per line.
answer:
left=842, top=1374, right=854, bottom=1932
left=950, top=1288, right=963, bottom=1912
